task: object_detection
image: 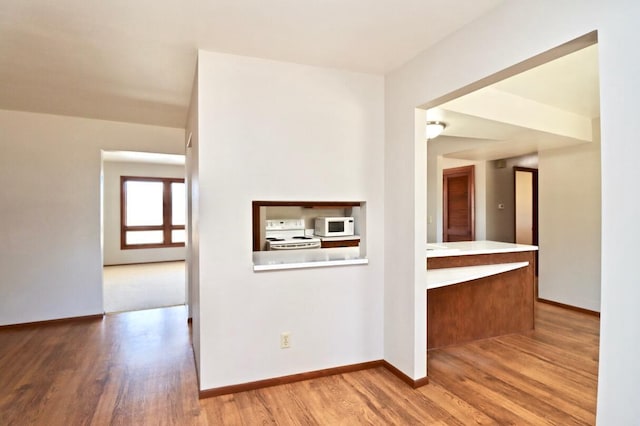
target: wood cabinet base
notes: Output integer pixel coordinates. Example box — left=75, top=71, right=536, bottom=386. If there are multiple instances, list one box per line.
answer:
left=320, top=239, right=360, bottom=248
left=427, top=251, right=535, bottom=350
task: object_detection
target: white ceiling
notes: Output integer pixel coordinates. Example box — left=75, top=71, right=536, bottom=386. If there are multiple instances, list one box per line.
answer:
left=429, top=43, right=600, bottom=161
left=0, top=0, right=504, bottom=128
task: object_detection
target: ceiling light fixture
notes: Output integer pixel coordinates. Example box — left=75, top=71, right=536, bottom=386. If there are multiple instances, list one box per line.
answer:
left=426, top=121, right=446, bottom=140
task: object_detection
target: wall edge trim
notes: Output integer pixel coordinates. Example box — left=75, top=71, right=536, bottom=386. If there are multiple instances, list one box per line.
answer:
left=537, top=298, right=600, bottom=317
left=0, top=313, right=104, bottom=329
left=199, top=359, right=431, bottom=398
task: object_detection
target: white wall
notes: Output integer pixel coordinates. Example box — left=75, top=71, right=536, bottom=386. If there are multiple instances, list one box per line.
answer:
left=385, top=1, right=640, bottom=422
left=192, top=51, right=385, bottom=389
left=538, top=121, right=601, bottom=312
left=485, top=154, right=539, bottom=243
left=0, top=109, right=184, bottom=325
left=102, top=160, right=186, bottom=265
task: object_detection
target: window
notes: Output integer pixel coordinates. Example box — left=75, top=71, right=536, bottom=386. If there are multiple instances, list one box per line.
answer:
left=121, top=176, right=186, bottom=249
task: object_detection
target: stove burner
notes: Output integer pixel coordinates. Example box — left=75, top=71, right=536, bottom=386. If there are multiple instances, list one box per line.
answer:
left=292, top=236, right=312, bottom=240
left=266, top=237, right=285, bottom=242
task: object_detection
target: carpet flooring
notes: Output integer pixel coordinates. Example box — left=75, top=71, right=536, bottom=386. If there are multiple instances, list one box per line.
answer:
left=103, top=261, right=186, bottom=313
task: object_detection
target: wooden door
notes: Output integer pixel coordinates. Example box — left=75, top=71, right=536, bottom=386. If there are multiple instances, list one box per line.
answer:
left=443, top=165, right=475, bottom=242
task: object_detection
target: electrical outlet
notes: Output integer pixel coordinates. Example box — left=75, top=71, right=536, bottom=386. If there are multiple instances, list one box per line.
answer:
left=280, top=332, right=291, bottom=349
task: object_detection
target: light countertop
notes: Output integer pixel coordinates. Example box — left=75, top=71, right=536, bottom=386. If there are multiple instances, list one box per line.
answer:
left=253, top=247, right=367, bottom=271
left=426, top=240, right=538, bottom=258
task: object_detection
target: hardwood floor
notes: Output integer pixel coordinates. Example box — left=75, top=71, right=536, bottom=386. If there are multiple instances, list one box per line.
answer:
left=426, top=302, right=599, bottom=425
left=0, top=303, right=599, bottom=425
left=0, top=308, right=200, bottom=425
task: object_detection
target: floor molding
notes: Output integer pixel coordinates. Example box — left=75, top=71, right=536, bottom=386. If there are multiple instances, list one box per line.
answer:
left=199, top=359, right=430, bottom=398
left=0, top=313, right=104, bottom=330
left=382, top=360, right=429, bottom=388
left=200, top=360, right=383, bottom=399
left=537, top=298, right=600, bottom=317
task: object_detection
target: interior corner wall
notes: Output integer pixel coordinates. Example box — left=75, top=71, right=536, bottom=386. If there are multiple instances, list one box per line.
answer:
left=538, top=121, right=601, bottom=312
left=485, top=154, right=539, bottom=243
left=102, top=161, right=186, bottom=266
left=426, top=136, right=497, bottom=243
left=0, top=109, right=184, bottom=326
left=185, top=64, right=200, bottom=372
left=385, top=1, right=640, bottom=421
left=485, top=159, right=514, bottom=242
left=426, top=149, right=438, bottom=243
left=195, top=50, right=385, bottom=390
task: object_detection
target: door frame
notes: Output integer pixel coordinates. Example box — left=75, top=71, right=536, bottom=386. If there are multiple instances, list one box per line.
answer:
left=443, top=165, right=475, bottom=242
left=514, top=166, right=539, bottom=277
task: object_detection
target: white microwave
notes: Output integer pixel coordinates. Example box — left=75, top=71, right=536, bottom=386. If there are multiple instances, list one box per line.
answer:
left=314, top=217, right=355, bottom=237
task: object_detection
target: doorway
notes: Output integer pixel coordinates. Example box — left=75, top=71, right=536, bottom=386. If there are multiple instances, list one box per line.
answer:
left=422, top=34, right=602, bottom=401
left=101, top=150, right=187, bottom=313
left=514, top=167, right=538, bottom=246
left=514, top=166, right=539, bottom=276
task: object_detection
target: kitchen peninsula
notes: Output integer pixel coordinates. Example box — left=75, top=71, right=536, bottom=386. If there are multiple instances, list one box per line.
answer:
left=426, top=241, right=538, bottom=349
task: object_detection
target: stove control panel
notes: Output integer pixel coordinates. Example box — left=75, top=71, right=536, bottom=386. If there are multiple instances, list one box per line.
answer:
left=265, top=219, right=305, bottom=231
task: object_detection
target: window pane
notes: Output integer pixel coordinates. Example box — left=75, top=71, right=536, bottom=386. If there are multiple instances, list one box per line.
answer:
left=126, top=230, right=163, bottom=245
left=172, top=229, right=186, bottom=243
left=172, top=182, right=186, bottom=226
left=126, top=181, right=164, bottom=226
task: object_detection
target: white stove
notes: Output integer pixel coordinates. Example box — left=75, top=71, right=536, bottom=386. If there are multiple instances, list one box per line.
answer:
left=265, top=219, right=321, bottom=251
